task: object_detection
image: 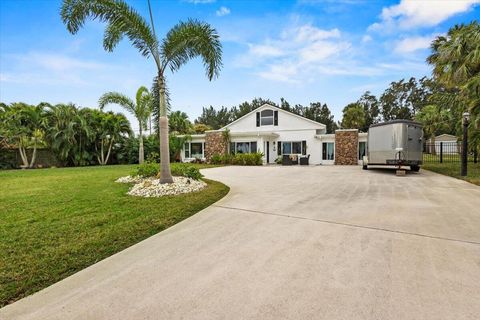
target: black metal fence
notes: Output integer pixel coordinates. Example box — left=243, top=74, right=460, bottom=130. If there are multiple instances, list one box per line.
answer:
left=423, top=142, right=478, bottom=163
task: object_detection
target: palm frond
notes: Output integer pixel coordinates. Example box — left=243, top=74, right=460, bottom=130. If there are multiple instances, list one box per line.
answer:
left=61, top=0, right=159, bottom=63
left=161, top=19, right=222, bottom=80
left=98, top=92, right=136, bottom=114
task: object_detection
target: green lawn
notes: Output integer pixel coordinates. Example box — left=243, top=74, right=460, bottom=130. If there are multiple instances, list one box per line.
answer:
left=0, top=164, right=229, bottom=307
left=423, top=162, right=480, bottom=186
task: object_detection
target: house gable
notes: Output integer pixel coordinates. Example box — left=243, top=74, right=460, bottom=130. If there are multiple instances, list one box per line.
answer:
left=221, top=104, right=326, bottom=133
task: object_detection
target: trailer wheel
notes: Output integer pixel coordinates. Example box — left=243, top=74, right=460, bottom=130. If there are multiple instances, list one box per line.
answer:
left=411, top=165, right=420, bottom=172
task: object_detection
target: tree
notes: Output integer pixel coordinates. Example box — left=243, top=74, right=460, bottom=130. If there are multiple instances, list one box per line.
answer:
left=427, top=21, right=480, bottom=152
left=192, top=123, right=211, bottom=133
left=46, top=104, right=95, bottom=166
left=61, top=0, right=222, bottom=183
left=99, top=86, right=152, bottom=164
left=357, top=91, right=380, bottom=131
left=169, top=111, right=192, bottom=134
left=415, top=104, right=450, bottom=154
left=195, top=106, right=231, bottom=129
left=91, top=110, right=131, bottom=165
left=2, top=103, right=47, bottom=168
left=341, top=103, right=366, bottom=130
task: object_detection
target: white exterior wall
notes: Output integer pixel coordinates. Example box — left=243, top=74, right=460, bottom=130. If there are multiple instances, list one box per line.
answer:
left=224, top=104, right=326, bottom=164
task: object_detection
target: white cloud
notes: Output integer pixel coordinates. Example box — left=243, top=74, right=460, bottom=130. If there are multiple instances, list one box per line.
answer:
left=394, top=35, right=435, bottom=54
left=235, top=23, right=351, bottom=82
left=369, top=0, right=479, bottom=31
left=1, top=52, right=109, bottom=86
left=249, top=44, right=285, bottom=58
left=361, top=35, right=372, bottom=43
left=216, top=6, right=230, bottom=17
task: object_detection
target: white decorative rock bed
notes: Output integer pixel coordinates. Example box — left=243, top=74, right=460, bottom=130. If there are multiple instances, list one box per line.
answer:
left=115, top=176, right=206, bottom=197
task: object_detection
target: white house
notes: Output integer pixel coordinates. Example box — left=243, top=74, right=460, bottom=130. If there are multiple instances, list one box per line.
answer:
left=182, top=103, right=367, bottom=165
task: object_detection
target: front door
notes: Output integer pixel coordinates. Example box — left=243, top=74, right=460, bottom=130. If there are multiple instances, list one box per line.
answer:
left=266, top=141, right=270, bottom=163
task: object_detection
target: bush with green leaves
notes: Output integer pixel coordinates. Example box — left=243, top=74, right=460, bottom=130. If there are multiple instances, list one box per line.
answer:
left=132, top=162, right=203, bottom=180
left=133, top=162, right=159, bottom=177
left=211, top=152, right=262, bottom=165
left=172, top=164, right=203, bottom=180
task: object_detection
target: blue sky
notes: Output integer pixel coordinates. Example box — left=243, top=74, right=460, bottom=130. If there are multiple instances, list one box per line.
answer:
left=1, top=0, right=479, bottom=133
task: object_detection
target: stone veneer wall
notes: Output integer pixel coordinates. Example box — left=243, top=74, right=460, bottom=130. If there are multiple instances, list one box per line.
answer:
left=204, top=131, right=227, bottom=163
left=335, top=129, right=358, bottom=165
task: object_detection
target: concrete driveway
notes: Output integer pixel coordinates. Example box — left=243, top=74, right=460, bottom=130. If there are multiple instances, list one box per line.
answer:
left=2, top=166, right=480, bottom=320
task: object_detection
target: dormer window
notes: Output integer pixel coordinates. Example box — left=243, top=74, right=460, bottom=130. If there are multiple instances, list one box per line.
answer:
left=256, top=109, right=278, bottom=127
left=261, top=109, right=273, bottom=125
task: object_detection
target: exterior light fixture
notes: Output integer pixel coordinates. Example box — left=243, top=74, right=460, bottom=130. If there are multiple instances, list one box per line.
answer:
left=461, top=112, right=470, bottom=176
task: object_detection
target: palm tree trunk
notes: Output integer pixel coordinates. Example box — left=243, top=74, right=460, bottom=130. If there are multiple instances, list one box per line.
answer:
left=158, top=75, right=173, bottom=183
left=29, top=139, right=37, bottom=168
left=105, top=138, right=114, bottom=165
left=101, top=139, right=105, bottom=165
left=19, top=146, right=28, bottom=168
left=139, top=122, right=144, bottom=164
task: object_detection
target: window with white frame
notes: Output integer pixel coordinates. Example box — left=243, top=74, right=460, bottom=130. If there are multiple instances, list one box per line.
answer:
left=229, top=141, right=257, bottom=154
left=184, top=142, right=204, bottom=159
left=322, top=142, right=334, bottom=160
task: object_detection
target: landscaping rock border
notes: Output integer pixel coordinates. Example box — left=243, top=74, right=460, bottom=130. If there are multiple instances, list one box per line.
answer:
left=116, top=176, right=206, bottom=197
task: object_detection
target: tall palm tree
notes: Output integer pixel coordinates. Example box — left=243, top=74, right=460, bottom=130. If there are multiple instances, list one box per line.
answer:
left=61, top=0, right=222, bottom=183
left=99, top=86, right=152, bottom=164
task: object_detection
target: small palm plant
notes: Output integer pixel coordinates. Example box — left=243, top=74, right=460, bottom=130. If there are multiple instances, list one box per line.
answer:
left=99, top=86, right=152, bottom=164
left=61, top=0, right=222, bottom=183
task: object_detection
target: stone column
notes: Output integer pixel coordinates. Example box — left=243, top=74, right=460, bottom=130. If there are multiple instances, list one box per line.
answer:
left=204, top=131, right=227, bottom=163
left=334, top=129, right=359, bottom=165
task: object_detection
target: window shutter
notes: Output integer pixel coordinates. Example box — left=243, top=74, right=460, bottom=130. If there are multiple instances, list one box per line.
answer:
left=256, top=112, right=260, bottom=127
left=274, top=111, right=278, bottom=126
left=277, top=141, right=281, bottom=155
left=302, top=141, right=307, bottom=155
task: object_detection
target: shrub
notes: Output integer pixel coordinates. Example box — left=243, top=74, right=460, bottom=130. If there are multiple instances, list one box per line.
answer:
left=133, top=162, right=159, bottom=177
left=170, top=163, right=203, bottom=180
left=211, top=153, right=222, bottom=165
left=181, top=166, right=203, bottom=180
left=218, top=152, right=263, bottom=166
left=133, top=162, right=203, bottom=180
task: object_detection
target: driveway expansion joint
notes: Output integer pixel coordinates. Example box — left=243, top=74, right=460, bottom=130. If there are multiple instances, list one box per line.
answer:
left=212, top=205, right=480, bottom=246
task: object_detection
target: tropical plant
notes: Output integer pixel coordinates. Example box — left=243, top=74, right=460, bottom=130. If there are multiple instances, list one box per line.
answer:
left=99, top=86, right=152, bottom=163
left=169, top=111, right=192, bottom=134
left=192, top=123, right=211, bottom=133
left=427, top=21, right=480, bottom=153
left=46, top=104, right=94, bottom=166
left=415, top=104, right=450, bottom=154
left=2, top=103, right=47, bottom=168
left=222, top=128, right=230, bottom=154
left=169, top=134, right=190, bottom=162
left=91, top=110, right=131, bottom=165
left=61, top=0, right=222, bottom=183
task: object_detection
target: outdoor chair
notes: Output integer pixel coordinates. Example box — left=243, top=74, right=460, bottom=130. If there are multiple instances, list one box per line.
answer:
left=282, top=154, right=292, bottom=165
left=300, top=154, right=310, bottom=165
